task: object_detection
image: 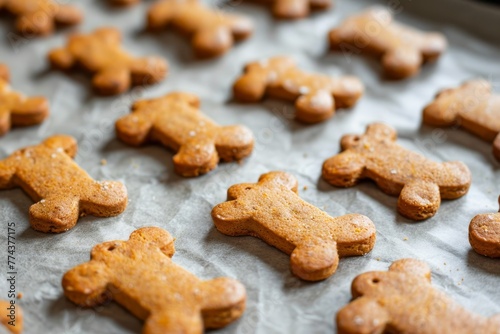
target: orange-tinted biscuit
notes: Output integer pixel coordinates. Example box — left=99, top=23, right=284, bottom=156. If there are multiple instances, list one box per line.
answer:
left=328, top=7, right=447, bottom=79
left=115, top=92, right=254, bottom=177
left=233, top=56, right=364, bottom=123
left=0, top=64, right=49, bottom=136
left=212, top=171, right=376, bottom=281
left=0, top=0, right=82, bottom=36
left=322, top=123, right=471, bottom=220
left=469, top=196, right=500, bottom=258
left=147, top=0, right=253, bottom=58
left=108, top=0, right=140, bottom=6
left=0, top=300, right=22, bottom=334
left=423, top=79, right=500, bottom=161
left=0, top=135, right=128, bottom=233
left=247, top=0, right=332, bottom=19
left=48, top=27, right=168, bottom=95
left=336, top=259, right=500, bottom=334
left=63, top=227, right=247, bottom=333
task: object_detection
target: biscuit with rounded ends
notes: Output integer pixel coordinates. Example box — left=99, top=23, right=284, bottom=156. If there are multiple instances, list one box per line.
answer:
left=0, top=135, right=128, bottom=233
left=115, top=91, right=254, bottom=177
left=48, top=27, right=168, bottom=95
left=62, top=227, right=247, bottom=333
left=469, top=196, right=500, bottom=258
left=0, top=300, right=22, bottom=334
left=336, top=258, right=500, bottom=334
left=247, top=0, right=332, bottom=19
left=0, top=65, right=49, bottom=136
left=233, top=56, right=364, bottom=123
left=147, top=0, right=253, bottom=58
left=322, top=123, right=471, bottom=220
left=211, top=171, right=376, bottom=281
left=423, top=79, right=500, bottom=161
left=0, top=0, right=82, bottom=36
left=328, top=7, right=447, bottom=79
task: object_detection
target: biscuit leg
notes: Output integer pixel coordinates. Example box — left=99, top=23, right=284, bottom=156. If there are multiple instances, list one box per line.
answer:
left=290, top=240, right=339, bottom=281
left=130, top=57, right=168, bottom=86
left=62, top=261, right=111, bottom=307
left=192, top=27, right=233, bottom=58
left=336, top=297, right=389, bottom=334
left=382, top=47, right=422, bottom=79
left=273, top=0, right=309, bottom=19
left=54, top=5, right=83, bottom=26
left=92, top=67, right=131, bottom=96
left=322, top=151, right=366, bottom=187
left=173, top=138, right=218, bottom=177
left=295, top=91, right=335, bottom=123
left=0, top=159, right=17, bottom=189
left=232, top=69, right=268, bottom=102
left=29, top=196, right=80, bottom=233
left=11, top=97, right=49, bottom=126
left=398, top=181, right=441, bottom=221
left=16, top=12, right=55, bottom=36
left=215, top=125, right=254, bottom=161
left=81, top=181, right=128, bottom=217
left=143, top=311, right=203, bottom=334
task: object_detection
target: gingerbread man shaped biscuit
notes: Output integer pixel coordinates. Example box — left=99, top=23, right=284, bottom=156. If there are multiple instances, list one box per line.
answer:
left=0, top=65, right=49, bottom=136
left=0, top=0, right=82, bottom=36
left=322, top=123, right=471, bottom=220
left=147, top=0, right=253, bottom=58
left=233, top=56, right=364, bottom=123
left=63, top=227, right=247, bottom=333
left=0, top=136, right=128, bottom=233
left=211, top=171, right=376, bottom=281
left=48, top=27, right=168, bottom=95
left=469, top=196, right=500, bottom=258
left=328, top=7, right=447, bottom=79
left=247, top=0, right=332, bottom=19
left=336, top=259, right=500, bottom=334
left=115, top=92, right=254, bottom=177
left=424, top=79, right=500, bottom=162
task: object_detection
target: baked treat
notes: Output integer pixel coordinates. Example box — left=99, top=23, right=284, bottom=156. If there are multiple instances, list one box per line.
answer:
left=62, top=227, right=247, bottom=333
left=108, top=0, right=140, bottom=6
left=0, top=0, right=82, bottom=36
left=115, top=92, right=254, bottom=177
left=469, top=196, right=500, bottom=258
left=0, top=300, right=22, bottom=334
left=0, top=65, right=49, bottom=136
left=233, top=56, right=364, bottom=123
left=328, top=7, right=447, bottom=79
left=322, top=123, right=471, bottom=220
left=246, top=0, right=332, bottom=19
left=0, top=135, right=128, bottom=233
left=48, top=27, right=168, bottom=95
left=336, top=258, right=500, bottom=334
left=423, top=79, right=500, bottom=161
left=147, top=0, right=253, bottom=58
left=211, top=171, right=376, bottom=281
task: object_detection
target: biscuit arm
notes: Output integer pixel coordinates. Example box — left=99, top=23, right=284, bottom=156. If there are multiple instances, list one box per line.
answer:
left=53, top=4, right=83, bottom=26
left=273, top=0, right=309, bottom=19
left=16, top=10, right=55, bottom=36
left=147, top=1, right=176, bottom=30
left=29, top=195, right=81, bottom=232
left=192, top=25, right=233, bottom=58
left=322, top=150, right=366, bottom=187
left=211, top=200, right=252, bottom=235
left=116, top=112, right=156, bottom=146
left=80, top=180, right=128, bottom=218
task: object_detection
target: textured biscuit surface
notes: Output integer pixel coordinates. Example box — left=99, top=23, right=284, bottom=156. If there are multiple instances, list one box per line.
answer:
left=469, top=196, right=500, bottom=258
left=62, top=227, right=247, bottom=334
left=147, top=0, right=253, bottom=58
left=0, top=135, right=128, bottom=233
left=0, top=0, right=82, bottom=36
left=246, top=0, right=332, bottom=19
left=48, top=27, right=168, bottom=95
left=0, top=65, right=49, bottom=136
left=233, top=56, right=364, bottom=123
left=116, top=92, right=254, bottom=177
left=336, top=259, right=500, bottom=334
left=211, top=171, right=376, bottom=281
left=328, top=7, right=447, bottom=79
left=322, top=123, right=471, bottom=220
left=424, top=79, right=500, bottom=161
left=0, top=300, right=22, bottom=334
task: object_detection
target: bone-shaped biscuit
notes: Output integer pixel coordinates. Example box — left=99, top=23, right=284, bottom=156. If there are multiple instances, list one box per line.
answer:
left=0, top=65, right=49, bottom=137
left=0, top=300, right=22, bottom=334
left=147, top=0, right=254, bottom=58
left=0, top=0, right=82, bottom=36
left=211, top=171, right=376, bottom=281
left=48, top=27, right=168, bottom=96
left=322, top=123, right=471, bottom=220
left=423, top=79, right=500, bottom=162
left=247, top=0, right=332, bottom=19
left=328, top=7, right=447, bottom=79
left=0, top=135, right=128, bottom=233
left=115, top=92, right=254, bottom=177
left=469, top=196, right=500, bottom=258
left=336, top=259, right=500, bottom=334
left=62, top=227, right=247, bottom=333
left=233, top=56, right=364, bottom=123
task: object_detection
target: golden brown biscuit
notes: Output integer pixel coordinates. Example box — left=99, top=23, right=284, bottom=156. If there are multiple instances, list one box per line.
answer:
left=328, top=7, right=447, bottom=79
left=0, top=135, right=128, bottom=233
left=0, top=300, right=22, bottom=334
left=322, top=123, right=471, bottom=220
left=233, top=56, right=364, bottom=123
left=336, top=259, right=500, bottom=334
left=62, top=227, right=247, bottom=333
left=423, top=79, right=500, bottom=161
left=246, top=0, right=332, bottom=19
left=147, top=0, right=253, bottom=58
left=469, top=196, right=500, bottom=258
left=211, top=171, right=376, bottom=281
left=115, top=91, right=254, bottom=177
left=0, top=65, right=49, bottom=136
left=48, top=27, right=168, bottom=95
left=0, top=0, right=82, bottom=36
